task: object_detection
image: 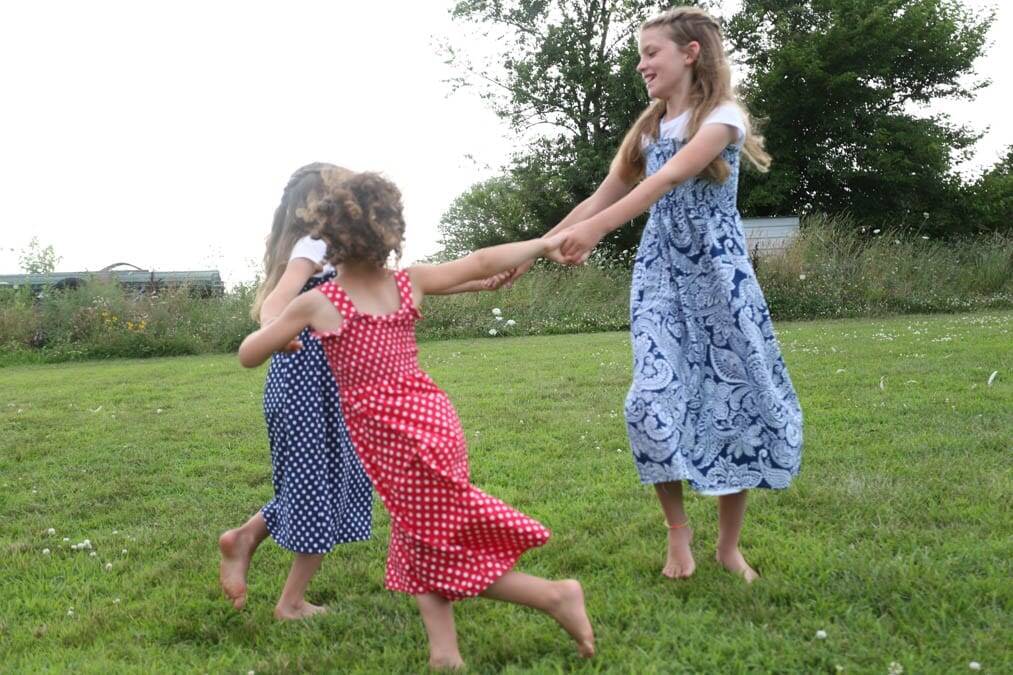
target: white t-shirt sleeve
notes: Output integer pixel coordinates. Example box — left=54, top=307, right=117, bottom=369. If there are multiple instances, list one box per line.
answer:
left=702, top=103, right=746, bottom=146
left=288, top=235, right=327, bottom=264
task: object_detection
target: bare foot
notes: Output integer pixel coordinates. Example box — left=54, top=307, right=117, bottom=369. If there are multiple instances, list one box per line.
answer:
left=662, top=525, right=696, bottom=579
left=428, top=652, right=465, bottom=671
left=547, top=580, right=595, bottom=658
left=716, top=547, right=759, bottom=583
left=218, top=528, right=256, bottom=610
left=273, top=600, right=329, bottom=621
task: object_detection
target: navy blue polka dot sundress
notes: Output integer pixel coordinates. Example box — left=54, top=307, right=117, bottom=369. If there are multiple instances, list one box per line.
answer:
left=261, top=272, right=373, bottom=554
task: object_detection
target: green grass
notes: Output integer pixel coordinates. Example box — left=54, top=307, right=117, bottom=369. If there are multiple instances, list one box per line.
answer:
left=1, top=311, right=1010, bottom=673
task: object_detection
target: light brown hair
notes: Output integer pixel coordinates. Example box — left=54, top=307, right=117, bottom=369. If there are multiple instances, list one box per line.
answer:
left=612, top=6, right=771, bottom=184
left=250, top=163, right=354, bottom=321
left=300, top=172, right=405, bottom=269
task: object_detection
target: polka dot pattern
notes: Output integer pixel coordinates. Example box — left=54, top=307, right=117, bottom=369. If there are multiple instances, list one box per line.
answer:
left=315, top=271, right=550, bottom=600
left=261, top=273, right=373, bottom=554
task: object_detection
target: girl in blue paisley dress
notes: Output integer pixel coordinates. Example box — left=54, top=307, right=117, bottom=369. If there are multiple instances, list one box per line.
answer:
left=552, top=7, right=803, bottom=582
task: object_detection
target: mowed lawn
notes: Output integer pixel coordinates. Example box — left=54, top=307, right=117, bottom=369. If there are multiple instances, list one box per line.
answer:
left=1, top=311, right=1010, bottom=674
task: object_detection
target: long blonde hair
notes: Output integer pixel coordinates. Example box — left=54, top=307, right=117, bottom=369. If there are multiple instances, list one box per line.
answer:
left=612, top=6, right=771, bottom=184
left=250, top=163, right=353, bottom=321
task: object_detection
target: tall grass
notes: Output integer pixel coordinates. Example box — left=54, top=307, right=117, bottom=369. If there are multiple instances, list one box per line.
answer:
left=0, top=280, right=259, bottom=365
left=1, top=217, right=1010, bottom=365
left=756, top=215, right=1013, bottom=320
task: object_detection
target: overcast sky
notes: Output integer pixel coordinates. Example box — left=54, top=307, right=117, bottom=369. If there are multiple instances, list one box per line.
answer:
left=1, top=0, right=1008, bottom=284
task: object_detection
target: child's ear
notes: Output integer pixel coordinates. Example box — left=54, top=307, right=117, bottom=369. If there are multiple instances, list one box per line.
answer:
left=683, top=40, right=701, bottom=65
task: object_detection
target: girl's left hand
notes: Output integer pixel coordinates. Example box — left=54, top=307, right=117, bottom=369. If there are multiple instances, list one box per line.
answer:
left=560, top=222, right=603, bottom=264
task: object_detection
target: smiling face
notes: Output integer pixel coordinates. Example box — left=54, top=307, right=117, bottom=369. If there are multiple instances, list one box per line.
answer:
left=636, top=26, right=698, bottom=100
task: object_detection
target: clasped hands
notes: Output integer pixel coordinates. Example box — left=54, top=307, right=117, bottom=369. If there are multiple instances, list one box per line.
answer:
left=483, top=221, right=605, bottom=290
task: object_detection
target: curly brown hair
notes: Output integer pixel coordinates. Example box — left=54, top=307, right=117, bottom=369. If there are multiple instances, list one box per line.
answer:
left=299, top=172, right=405, bottom=268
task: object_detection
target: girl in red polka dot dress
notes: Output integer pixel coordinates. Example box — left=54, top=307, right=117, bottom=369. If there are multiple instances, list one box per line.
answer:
left=239, top=171, right=594, bottom=669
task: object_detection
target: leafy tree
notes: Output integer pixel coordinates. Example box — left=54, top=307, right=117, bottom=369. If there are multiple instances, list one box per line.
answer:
left=726, top=0, right=994, bottom=233
left=967, top=145, right=1012, bottom=232
left=440, top=0, right=679, bottom=255
left=18, top=237, right=61, bottom=274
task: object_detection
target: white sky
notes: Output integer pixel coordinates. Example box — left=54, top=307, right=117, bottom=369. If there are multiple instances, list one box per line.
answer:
left=1, top=0, right=1009, bottom=284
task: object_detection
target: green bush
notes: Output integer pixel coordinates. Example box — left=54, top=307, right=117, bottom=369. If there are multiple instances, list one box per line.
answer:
left=1, top=218, right=1010, bottom=365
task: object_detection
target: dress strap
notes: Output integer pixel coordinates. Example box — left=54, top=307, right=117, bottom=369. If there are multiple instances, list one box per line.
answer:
left=316, top=279, right=357, bottom=320
left=394, top=270, right=415, bottom=311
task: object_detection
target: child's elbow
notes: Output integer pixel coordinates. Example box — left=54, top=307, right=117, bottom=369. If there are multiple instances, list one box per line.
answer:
left=237, top=341, right=261, bottom=368
left=471, top=249, right=495, bottom=276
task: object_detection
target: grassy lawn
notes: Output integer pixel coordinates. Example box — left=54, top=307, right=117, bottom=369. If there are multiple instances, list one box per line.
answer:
left=1, top=311, right=1010, bottom=673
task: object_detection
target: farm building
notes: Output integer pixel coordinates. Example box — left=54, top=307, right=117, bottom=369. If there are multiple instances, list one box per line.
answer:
left=741, top=216, right=800, bottom=256
left=0, top=263, right=224, bottom=296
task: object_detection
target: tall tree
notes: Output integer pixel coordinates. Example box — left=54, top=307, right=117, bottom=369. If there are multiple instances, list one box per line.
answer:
left=726, top=0, right=993, bottom=232
left=439, top=0, right=678, bottom=255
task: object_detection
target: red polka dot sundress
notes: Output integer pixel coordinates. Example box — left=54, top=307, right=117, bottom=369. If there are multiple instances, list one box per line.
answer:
left=314, top=270, right=550, bottom=600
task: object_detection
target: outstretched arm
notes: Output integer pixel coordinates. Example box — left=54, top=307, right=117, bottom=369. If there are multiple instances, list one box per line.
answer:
left=560, top=124, right=736, bottom=262
left=239, top=292, right=322, bottom=368
left=483, top=170, right=636, bottom=288
left=410, top=236, right=560, bottom=298
left=429, top=279, right=489, bottom=295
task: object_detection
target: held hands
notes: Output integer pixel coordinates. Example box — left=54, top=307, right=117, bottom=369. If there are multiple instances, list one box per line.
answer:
left=558, top=221, right=603, bottom=265
left=477, top=226, right=596, bottom=290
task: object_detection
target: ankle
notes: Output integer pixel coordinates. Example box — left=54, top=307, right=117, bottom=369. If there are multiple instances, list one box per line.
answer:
left=716, top=542, right=741, bottom=557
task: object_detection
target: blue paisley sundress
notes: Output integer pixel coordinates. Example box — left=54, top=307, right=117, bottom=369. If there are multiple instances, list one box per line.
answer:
left=625, top=129, right=803, bottom=495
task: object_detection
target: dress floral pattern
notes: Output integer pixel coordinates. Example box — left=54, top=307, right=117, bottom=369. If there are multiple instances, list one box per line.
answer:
left=625, top=137, right=803, bottom=494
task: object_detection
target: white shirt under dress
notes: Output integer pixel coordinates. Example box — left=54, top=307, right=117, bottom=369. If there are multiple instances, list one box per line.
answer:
left=642, top=102, right=747, bottom=149
left=288, top=235, right=335, bottom=277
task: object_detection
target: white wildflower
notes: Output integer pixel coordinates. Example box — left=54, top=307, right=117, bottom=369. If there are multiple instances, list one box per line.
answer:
left=798, top=274, right=807, bottom=281
left=121, top=549, right=127, bottom=555
left=47, top=528, right=56, bottom=535
left=113, top=598, right=120, bottom=604
left=872, top=229, right=881, bottom=234
left=43, top=548, right=51, bottom=555
left=156, top=409, right=163, bottom=414
left=921, top=235, right=929, bottom=240
left=89, top=551, right=97, bottom=557
left=491, top=308, right=502, bottom=316
left=879, top=376, right=886, bottom=390
left=67, top=609, right=74, bottom=616
left=968, top=662, right=981, bottom=671
left=63, top=537, right=69, bottom=542
left=495, top=316, right=503, bottom=321
left=105, top=563, right=113, bottom=571
left=888, top=662, right=903, bottom=675
left=816, top=630, right=827, bottom=639
left=488, top=329, right=497, bottom=336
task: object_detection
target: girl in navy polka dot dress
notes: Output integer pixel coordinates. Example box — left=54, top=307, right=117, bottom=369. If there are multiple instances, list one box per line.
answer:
left=239, top=171, right=595, bottom=668
left=219, top=163, right=374, bottom=620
